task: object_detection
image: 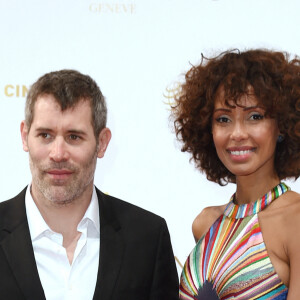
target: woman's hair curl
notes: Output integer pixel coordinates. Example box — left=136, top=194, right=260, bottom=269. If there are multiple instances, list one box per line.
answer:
left=171, top=49, right=300, bottom=185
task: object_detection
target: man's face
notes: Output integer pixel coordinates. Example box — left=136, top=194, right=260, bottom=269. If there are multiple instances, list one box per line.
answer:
left=21, top=94, right=111, bottom=206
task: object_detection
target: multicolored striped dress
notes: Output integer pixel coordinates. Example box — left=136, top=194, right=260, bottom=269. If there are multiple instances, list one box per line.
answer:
left=180, top=182, right=290, bottom=300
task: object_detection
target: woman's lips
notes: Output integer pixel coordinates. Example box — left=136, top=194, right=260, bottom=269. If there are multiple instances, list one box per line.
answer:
left=226, top=147, right=256, bottom=161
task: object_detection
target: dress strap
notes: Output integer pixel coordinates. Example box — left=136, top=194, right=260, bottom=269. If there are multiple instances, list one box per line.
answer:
left=224, top=182, right=290, bottom=219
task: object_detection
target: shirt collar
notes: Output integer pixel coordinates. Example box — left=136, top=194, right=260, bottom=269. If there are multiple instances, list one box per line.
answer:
left=79, top=187, right=100, bottom=233
left=25, top=184, right=100, bottom=241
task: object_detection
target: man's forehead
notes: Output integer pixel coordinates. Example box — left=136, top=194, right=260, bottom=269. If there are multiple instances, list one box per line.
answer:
left=35, top=93, right=91, bottom=106
left=32, top=94, right=92, bottom=123
left=34, top=94, right=92, bottom=111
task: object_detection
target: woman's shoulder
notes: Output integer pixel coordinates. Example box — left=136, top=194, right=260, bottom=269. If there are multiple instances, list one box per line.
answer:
left=286, top=190, right=300, bottom=202
left=264, top=190, right=300, bottom=243
left=263, top=190, right=300, bottom=223
left=280, top=191, right=300, bottom=222
left=192, top=204, right=227, bottom=242
left=270, top=190, right=300, bottom=214
left=279, top=192, right=300, bottom=297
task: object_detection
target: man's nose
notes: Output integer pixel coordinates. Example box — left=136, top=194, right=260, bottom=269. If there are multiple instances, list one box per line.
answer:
left=49, top=137, right=70, bottom=162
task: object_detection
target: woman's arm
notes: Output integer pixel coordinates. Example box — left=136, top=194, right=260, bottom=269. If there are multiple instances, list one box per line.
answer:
left=192, top=205, right=225, bottom=242
left=285, top=192, right=300, bottom=299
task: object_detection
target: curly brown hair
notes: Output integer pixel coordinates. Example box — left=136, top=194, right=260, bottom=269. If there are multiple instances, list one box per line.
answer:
left=171, top=49, right=300, bottom=185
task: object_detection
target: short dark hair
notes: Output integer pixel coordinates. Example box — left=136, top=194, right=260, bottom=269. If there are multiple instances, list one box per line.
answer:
left=25, top=69, right=107, bottom=137
left=171, top=49, right=300, bottom=185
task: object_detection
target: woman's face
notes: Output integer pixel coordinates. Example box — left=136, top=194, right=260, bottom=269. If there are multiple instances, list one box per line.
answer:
left=211, top=90, right=280, bottom=179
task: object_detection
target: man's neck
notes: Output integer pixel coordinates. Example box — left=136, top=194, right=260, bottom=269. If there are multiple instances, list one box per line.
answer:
left=30, top=183, right=93, bottom=239
left=29, top=183, right=96, bottom=265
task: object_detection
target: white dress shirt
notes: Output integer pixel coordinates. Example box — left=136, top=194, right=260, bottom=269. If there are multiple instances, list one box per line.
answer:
left=25, top=185, right=100, bottom=300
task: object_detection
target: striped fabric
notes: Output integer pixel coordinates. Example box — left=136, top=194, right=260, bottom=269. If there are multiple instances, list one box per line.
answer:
left=180, top=183, right=290, bottom=300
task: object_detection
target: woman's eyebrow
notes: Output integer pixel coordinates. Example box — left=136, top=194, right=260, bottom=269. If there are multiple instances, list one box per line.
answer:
left=214, top=105, right=262, bottom=113
left=243, top=105, right=261, bottom=111
left=213, top=108, right=231, bottom=113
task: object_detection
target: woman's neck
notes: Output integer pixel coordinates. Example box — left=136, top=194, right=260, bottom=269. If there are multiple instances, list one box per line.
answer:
left=235, top=172, right=280, bottom=205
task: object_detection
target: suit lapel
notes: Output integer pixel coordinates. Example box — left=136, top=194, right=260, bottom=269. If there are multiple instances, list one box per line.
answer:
left=93, top=189, right=124, bottom=300
left=0, top=188, right=45, bottom=300
left=1, top=187, right=124, bottom=300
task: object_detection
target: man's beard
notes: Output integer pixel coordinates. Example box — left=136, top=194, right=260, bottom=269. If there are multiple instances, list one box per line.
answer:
left=29, top=152, right=98, bottom=207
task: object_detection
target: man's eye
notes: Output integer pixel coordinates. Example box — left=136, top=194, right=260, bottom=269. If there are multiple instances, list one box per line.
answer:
left=69, top=134, right=80, bottom=140
left=40, top=133, right=51, bottom=139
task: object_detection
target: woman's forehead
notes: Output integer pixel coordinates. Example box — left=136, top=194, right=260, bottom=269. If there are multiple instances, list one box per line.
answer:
left=214, top=85, right=260, bottom=108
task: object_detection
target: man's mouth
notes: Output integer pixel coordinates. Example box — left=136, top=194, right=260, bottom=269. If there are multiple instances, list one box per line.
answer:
left=47, top=169, right=73, bottom=175
left=46, top=169, right=74, bottom=180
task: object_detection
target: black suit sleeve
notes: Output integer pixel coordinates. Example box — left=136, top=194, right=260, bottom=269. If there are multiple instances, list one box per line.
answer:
left=149, top=219, right=179, bottom=300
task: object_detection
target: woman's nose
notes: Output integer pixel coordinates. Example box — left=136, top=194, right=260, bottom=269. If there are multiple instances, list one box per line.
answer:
left=230, top=121, right=248, bottom=141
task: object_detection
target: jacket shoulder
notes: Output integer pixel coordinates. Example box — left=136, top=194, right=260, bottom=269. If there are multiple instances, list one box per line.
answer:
left=0, top=187, right=27, bottom=229
left=96, top=188, right=166, bottom=231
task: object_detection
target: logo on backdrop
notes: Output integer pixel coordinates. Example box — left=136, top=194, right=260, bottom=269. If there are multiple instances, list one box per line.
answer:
left=163, top=82, right=181, bottom=108
left=4, top=85, right=29, bottom=98
left=89, top=2, right=136, bottom=14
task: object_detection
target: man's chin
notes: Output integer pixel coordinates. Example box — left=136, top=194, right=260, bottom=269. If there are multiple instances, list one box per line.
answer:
left=47, top=179, right=72, bottom=186
left=42, top=187, right=76, bottom=206
left=50, top=198, right=76, bottom=207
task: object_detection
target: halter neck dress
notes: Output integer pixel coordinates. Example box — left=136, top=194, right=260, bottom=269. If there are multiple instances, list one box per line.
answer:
left=179, top=182, right=290, bottom=300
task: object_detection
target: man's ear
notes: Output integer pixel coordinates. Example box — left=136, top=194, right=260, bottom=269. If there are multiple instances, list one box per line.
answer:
left=97, top=128, right=112, bottom=158
left=20, top=121, right=29, bottom=152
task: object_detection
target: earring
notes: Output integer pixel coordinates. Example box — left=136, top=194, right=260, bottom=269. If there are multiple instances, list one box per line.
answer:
left=277, top=134, right=284, bottom=143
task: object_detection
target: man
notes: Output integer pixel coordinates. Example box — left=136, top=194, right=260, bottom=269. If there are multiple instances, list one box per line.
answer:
left=0, top=70, right=178, bottom=299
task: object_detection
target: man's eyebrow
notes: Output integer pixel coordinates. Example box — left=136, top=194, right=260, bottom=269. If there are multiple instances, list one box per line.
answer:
left=34, top=127, right=52, bottom=132
left=34, top=127, right=87, bottom=135
left=67, top=129, right=87, bottom=136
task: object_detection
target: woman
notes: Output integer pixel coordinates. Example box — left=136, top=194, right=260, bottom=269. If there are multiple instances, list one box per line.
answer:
left=171, top=49, right=300, bottom=299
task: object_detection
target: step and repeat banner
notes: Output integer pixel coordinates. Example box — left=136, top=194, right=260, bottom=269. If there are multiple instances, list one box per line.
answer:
left=1, top=0, right=299, bottom=273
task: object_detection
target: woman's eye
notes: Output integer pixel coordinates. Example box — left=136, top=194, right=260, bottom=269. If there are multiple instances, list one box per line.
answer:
left=249, top=113, right=264, bottom=120
left=216, top=116, right=230, bottom=123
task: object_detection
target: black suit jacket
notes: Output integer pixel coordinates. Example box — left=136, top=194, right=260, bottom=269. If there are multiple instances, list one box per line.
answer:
left=0, top=187, right=179, bottom=300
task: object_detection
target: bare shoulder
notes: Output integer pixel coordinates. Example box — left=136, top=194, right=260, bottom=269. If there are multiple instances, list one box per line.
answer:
left=281, top=191, right=300, bottom=297
left=265, top=191, right=300, bottom=226
left=266, top=190, right=300, bottom=252
left=273, top=191, right=300, bottom=217
left=281, top=191, right=300, bottom=229
left=192, top=204, right=227, bottom=242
